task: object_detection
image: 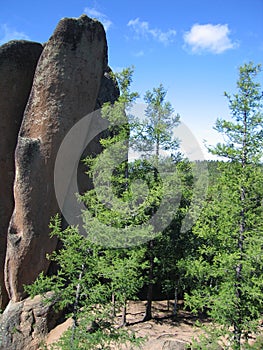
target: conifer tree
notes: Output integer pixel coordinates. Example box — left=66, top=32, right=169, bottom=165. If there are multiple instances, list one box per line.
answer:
left=131, top=84, right=181, bottom=321
left=25, top=216, right=143, bottom=350
left=80, top=66, right=153, bottom=327
left=182, top=62, right=263, bottom=349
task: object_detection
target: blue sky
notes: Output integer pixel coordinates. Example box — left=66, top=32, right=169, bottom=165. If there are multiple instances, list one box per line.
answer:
left=1, top=0, right=262, bottom=159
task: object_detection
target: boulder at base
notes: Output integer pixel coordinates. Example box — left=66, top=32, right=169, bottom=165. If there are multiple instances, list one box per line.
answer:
left=0, top=294, right=63, bottom=350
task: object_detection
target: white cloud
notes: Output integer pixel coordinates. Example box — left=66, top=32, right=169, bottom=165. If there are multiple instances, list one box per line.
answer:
left=134, top=50, right=145, bottom=57
left=84, top=7, right=112, bottom=31
left=0, top=24, right=30, bottom=45
left=127, top=18, right=176, bottom=45
left=183, top=23, right=238, bottom=54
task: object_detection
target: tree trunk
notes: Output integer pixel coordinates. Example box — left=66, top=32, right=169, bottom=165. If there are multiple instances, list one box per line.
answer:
left=120, top=296, right=127, bottom=327
left=173, top=284, right=178, bottom=317
left=143, top=240, right=154, bottom=321
left=71, top=264, right=85, bottom=347
left=111, top=292, right=116, bottom=318
left=233, top=324, right=242, bottom=350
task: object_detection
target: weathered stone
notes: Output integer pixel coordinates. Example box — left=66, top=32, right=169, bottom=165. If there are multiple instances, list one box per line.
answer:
left=5, top=14, right=108, bottom=302
left=0, top=40, right=43, bottom=309
left=95, top=66, right=119, bottom=109
left=0, top=294, right=63, bottom=350
left=162, top=339, right=191, bottom=350
left=143, top=337, right=191, bottom=350
left=77, top=66, right=119, bottom=195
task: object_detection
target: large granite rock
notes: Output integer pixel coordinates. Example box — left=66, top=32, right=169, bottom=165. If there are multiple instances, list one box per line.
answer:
left=0, top=40, right=43, bottom=309
left=4, top=15, right=108, bottom=302
left=0, top=294, right=63, bottom=350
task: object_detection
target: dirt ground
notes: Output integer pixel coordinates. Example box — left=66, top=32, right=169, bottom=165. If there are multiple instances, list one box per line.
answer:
left=46, top=300, right=203, bottom=349
left=45, top=300, right=262, bottom=349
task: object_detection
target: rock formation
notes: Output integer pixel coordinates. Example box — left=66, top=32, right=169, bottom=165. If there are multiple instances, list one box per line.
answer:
left=0, top=40, right=43, bottom=309
left=4, top=15, right=113, bottom=302
left=0, top=14, right=119, bottom=350
left=0, top=293, right=63, bottom=350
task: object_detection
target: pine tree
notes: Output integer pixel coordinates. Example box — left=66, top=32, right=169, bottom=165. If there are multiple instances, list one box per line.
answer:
left=25, top=216, right=143, bottom=349
left=182, top=62, right=263, bottom=349
left=101, top=247, right=148, bottom=326
left=130, top=84, right=181, bottom=321
left=79, top=66, right=154, bottom=327
left=131, top=84, right=180, bottom=161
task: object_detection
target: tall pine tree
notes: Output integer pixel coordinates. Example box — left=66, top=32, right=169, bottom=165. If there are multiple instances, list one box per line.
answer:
left=131, top=84, right=181, bottom=321
left=182, top=62, right=263, bottom=349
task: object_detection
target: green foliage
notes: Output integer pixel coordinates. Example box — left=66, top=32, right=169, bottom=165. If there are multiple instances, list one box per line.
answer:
left=111, top=66, right=139, bottom=106
left=26, top=216, right=109, bottom=307
left=81, top=156, right=161, bottom=247
left=48, top=306, right=141, bottom=350
left=131, top=83, right=180, bottom=160
left=26, top=215, right=144, bottom=349
left=102, top=247, right=148, bottom=303
left=149, top=159, right=195, bottom=301
left=127, top=83, right=188, bottom=321
left=182, top=62, right=263, bottom=349
left=209, top=62, right=263, bottom=163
